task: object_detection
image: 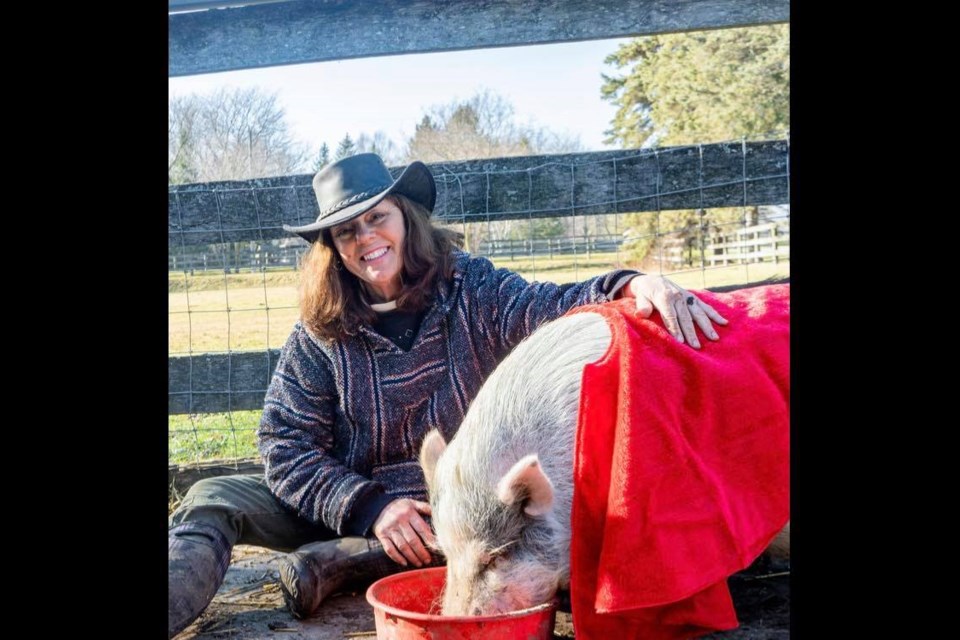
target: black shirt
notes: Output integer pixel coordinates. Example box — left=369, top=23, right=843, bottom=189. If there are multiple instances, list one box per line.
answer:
left=371, top=308, right=425, bottom=351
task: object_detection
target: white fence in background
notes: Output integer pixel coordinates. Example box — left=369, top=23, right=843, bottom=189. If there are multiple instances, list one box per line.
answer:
left=659, top=222, right=789, bottom=267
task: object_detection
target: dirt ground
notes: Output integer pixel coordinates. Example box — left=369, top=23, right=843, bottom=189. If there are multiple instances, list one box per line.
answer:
left=173, top=546, right=788, bottom=639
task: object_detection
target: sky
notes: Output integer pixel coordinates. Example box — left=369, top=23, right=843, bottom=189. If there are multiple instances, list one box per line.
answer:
left=168, top=37, right=634, bottom=160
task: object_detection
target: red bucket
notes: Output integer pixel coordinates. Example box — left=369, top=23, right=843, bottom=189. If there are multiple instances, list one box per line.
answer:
left=366, top=566, right=557, bottom=640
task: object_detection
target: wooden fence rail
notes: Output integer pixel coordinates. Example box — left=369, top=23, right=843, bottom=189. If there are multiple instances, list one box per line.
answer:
left=170, top=0, right=789, bottom=77
left=169, top=141, right=789, bottom=249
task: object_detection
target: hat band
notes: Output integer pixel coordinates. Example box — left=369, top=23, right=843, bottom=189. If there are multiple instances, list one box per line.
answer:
left=319, top=184, right=389, bottom=219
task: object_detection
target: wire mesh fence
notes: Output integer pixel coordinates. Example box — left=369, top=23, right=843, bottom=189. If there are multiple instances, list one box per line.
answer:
left=169, top=138, right=790, bottom=467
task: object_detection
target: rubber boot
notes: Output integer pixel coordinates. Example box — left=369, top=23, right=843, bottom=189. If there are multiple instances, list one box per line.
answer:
left=278, top=537, right=440, bottom=619
left=168, top=523, right=232, bottom=639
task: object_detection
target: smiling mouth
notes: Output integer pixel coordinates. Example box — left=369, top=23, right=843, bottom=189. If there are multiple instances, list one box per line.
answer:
left=361, top=247, right=389, bottom=261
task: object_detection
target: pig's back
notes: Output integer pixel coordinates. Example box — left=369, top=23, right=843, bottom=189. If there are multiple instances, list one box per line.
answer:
left=451, top=312, right=611, bottom=500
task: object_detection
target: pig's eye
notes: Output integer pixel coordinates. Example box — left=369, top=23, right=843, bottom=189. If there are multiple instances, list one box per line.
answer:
left=482, top=541, right=515, bottom=570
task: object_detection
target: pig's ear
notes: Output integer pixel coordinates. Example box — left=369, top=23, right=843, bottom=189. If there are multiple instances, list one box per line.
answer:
left=419, top=429, right=447, bottom=494
left=497, top=454, right=554, bottom=517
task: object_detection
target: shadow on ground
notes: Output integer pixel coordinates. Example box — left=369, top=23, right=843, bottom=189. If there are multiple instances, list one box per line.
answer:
left=174, top=546, right=789, bottom=639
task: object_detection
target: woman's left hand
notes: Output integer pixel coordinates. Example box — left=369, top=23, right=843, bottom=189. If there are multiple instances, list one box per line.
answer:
left=624, top=275, right=728, bottom=349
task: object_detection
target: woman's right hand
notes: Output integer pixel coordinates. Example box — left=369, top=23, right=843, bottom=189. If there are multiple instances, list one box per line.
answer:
left=372, top=498, right=436, bottom=567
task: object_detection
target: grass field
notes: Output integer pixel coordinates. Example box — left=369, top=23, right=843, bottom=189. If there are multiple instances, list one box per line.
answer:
left=169, top=411, right=261, bottom=464
left=169, top=253, right=788, bottom=463
left=169, top=254, right=789, bottom=353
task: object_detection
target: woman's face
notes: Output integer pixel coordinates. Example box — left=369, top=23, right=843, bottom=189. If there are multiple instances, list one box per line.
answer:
left=330, top=197, right=406, bottom=302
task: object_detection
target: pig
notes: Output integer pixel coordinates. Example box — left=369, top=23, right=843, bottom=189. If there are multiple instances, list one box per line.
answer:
left=419, top=310, right=789, bottom=616
left=419, top=311, right=612, bottom=615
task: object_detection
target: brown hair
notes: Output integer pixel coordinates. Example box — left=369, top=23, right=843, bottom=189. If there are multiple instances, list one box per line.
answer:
left=298, top=194, right=464, bottom=341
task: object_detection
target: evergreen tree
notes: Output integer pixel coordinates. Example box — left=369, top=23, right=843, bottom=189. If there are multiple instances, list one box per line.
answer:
left=335, top=134, right=356, bottom=160
left=601, top=24, right=789, bottom=148
left=601, top=24, right=788, bottom=266
left=312, top=143, right=331, bottom=172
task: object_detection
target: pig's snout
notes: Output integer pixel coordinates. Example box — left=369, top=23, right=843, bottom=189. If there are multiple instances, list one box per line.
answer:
left=441, top=554, right=561, bottom=616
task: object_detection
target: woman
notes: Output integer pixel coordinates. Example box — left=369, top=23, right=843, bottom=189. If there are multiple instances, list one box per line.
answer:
left=168, top=153, right=726, bottom=637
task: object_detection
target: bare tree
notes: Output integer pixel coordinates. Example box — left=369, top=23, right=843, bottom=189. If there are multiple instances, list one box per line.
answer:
left=355, top=131, right=401, bottom=165
left=168, top=87, right=309, bottom=184
left=403, top=90, right=582, bottom=252
left=404, top=90, right=580, bottom=164
left=169, top=95, right=201, bottom=184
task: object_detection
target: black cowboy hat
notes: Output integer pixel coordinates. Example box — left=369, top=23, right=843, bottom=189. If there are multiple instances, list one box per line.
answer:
left=283, top=153, right=436, bottom=243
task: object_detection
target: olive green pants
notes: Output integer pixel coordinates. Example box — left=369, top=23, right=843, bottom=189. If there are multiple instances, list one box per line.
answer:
left=169, top=473, right=336, bottom=550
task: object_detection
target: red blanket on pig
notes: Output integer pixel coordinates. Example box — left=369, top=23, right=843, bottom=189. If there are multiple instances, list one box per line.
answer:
left=567, top=284, right=789, bottom=639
